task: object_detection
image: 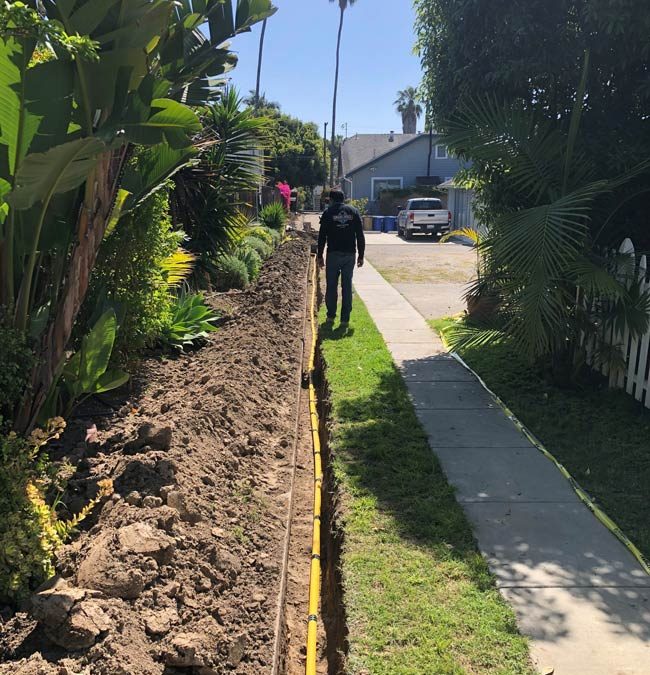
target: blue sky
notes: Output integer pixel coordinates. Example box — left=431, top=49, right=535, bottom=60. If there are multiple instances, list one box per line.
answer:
left=227, top=0, right=423, bottom=137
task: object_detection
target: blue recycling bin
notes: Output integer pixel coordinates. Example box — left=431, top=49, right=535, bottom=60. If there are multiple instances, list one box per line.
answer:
left=372, top=216, right=383, bottom=232
left=384, top=216, right=397, bottom=232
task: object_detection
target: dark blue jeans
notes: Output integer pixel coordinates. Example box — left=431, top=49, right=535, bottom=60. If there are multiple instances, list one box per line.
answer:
left=325, top=251, right=355, bottom=322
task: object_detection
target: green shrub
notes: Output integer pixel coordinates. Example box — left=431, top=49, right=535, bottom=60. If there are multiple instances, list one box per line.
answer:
left=246, top=223, right=273, bottom=245
left=260, top=202, right=287, bottom=231
left=237, top=247, right=263, bottom=281
left=39, top=310, right=129, bottom=423
left=243, top=235, right=273, bottom=259
left=349, top=197, right=369, bottom=214
left=0, top=321, right=34, bottom=427
left=162, top=292, right=219, bottom=350
left=212, top=254, right=250, bottom=291
left=84, top=183, right=181, bottom=356
left=260, top=225, right=283, bottom=247
left=0, top=420, right=113, bottom=603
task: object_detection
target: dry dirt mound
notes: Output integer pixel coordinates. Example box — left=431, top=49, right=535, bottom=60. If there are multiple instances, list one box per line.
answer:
left=0, top=237, right=312, bottom=674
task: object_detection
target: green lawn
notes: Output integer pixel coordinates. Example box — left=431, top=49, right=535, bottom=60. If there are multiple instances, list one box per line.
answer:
left=430, top=317, right=650, bottom=563
left=319, top=299, right=534, bottom=675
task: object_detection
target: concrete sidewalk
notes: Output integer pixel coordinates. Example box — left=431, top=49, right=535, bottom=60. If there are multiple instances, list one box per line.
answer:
left=352, top=260, right=650, bottom=675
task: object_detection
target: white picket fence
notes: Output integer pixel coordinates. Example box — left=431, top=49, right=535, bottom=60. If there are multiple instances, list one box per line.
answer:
left=585, top=238, right=650, bottom=405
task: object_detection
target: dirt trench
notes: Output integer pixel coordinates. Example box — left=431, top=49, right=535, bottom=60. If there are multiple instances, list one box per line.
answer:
left=0, top=235, right=345, bottom=675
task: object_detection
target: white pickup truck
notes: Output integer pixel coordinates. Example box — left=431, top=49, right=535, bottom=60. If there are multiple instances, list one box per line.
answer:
left=397, top=198, right=452, bottom=240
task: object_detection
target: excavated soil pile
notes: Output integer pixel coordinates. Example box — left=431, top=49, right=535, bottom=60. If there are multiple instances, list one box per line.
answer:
left=0, top=237, right=311, bottom=675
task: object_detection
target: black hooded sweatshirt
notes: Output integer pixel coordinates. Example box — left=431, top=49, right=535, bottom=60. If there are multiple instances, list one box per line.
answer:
left=318, top=202, right=366, bottom=259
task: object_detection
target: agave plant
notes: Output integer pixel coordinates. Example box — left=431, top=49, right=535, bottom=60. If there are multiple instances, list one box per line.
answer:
left=163, top=291, right=219, bottom=350
left=0, top=1, right=276, bottom=431
left=443, top=52, right=650, bottom=368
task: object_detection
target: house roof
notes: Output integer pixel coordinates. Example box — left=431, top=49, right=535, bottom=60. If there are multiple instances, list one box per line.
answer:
left=341, top=133, right=422, bottom=175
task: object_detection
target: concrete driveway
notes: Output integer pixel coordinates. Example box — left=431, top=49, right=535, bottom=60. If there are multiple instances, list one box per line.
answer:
left=362, top=232, right=476, bottom=320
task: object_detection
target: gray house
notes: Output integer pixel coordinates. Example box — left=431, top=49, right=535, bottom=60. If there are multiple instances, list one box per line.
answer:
left=338, top=132, right=464, bottom=206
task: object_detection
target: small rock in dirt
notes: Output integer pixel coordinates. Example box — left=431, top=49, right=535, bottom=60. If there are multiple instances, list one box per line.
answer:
left=124, top=424, right=173, bottom=453
left=160, top=402, right=171, bottom=414
left=125, top=491, right=142, bottom=506
left=77, top=524, right=174, bottom=599
left=227, top=633, right=247, bottom=668
left=195, top=578, right=212, bottom=592
left=211, top=527, right=226, bottom=539
left=226, top=457, right=240, bottom=470
left=274, top=450, right=285, bottom=459
left=156, top=506, right=179, bottom=533
left=211, top=547, right=241, bottom=577
left=201, top=475, right=215, bottom=487
left=158, top=581, right=180, bottom=599
left=142, top=495, right=163, bottom=508
left=160, top=618, right=222, bottom=668
left=159, top=484, right=174, bottom=500
left=143, top=608, right=177, bottom=636
left=200, top=374, right=210, bottom=384
left=166, top=491, right=202, bottom=523
left=30, top=583, right=110, bottom=650
left=117, top=522, right=175, bottom=564
left=77, top=546, right=145, bottom=600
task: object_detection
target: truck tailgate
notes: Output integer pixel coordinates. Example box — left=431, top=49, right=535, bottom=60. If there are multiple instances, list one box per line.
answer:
left=413, top=210, right=448, bottom=224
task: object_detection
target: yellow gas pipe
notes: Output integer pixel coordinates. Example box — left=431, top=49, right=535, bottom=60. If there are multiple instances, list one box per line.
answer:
left=306, top=255, right=322, bottom=675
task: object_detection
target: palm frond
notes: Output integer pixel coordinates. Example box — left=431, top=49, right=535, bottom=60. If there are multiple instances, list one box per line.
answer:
left=444, top=323, right=506, bottom=352
left=493, top=182, right=606, bottom=279
left=444, top=97, right=567, bottom=203
left=161, top=247, right=196, bottom=289
left=440, top=227, right=481, bottom=245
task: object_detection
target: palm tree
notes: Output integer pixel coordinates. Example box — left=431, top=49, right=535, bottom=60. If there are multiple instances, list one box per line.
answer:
left=329, top=0, right=356, bottom=185
left=170, top=90, right=268, bottom=283
left=254, top=19, right=268, bottom=110
left=442, top=54, right=650, bottom=371
left=243, top=90, right=280, bottom=110
left=394, top=87, right=423, bottom=134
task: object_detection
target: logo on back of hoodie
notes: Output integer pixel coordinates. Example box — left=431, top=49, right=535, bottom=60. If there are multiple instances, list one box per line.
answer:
left=333, top=210, right=353, bottom=228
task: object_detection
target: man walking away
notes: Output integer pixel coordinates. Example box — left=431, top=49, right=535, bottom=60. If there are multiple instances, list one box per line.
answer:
left=317, top=190, right=365, bottom=327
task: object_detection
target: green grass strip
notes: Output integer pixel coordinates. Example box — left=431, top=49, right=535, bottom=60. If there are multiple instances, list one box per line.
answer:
left=320, top=299, right=534, bottom=675
left=430, top=317, right=650, bottom=563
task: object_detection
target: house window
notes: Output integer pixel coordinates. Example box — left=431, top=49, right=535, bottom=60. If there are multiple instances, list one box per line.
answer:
left=371, top=177, right=403, bottom=201
left=436, top=144, right=448, bottom=159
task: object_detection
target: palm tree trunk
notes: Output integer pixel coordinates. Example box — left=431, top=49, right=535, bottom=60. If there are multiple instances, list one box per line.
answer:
left=254, top=19, right=268, bottom=108
left=330, top=5, right=345, bottom=186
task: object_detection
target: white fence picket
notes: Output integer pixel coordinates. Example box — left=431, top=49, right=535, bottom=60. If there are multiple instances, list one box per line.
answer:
left=616, top=239, right=635, bottom=388
left=581, top=237, right=650, bottom=405
left=611, top=239, right=635, bottom=388
left=627, top=254, right=647, bottom=397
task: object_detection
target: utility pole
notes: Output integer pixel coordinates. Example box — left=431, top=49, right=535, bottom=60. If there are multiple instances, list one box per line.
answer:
left=323, top=122, right=329, bottom=185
